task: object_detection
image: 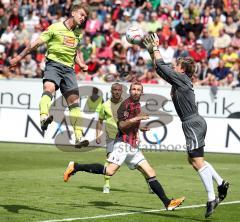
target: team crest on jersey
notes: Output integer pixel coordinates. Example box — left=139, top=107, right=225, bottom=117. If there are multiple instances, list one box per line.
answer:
left=63, top=36, right=76, bottom=47
left=124, top=111, right=129, bottom=118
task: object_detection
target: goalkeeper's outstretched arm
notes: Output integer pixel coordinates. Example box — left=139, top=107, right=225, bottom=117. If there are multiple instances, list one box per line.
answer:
left=143, top=33, right=184, bottom=85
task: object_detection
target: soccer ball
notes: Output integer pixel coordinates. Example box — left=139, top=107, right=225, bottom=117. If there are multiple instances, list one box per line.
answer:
left=126, top=25, right=144, bottom=45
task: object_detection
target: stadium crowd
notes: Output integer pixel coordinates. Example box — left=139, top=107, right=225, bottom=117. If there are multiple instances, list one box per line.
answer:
left=0, top=0, right=240, bottom=88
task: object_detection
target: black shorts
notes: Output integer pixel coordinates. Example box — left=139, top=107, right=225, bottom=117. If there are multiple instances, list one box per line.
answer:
left=188, top=146, right=204, bottom=158
left=182, top=114, right=207, bottom=152
left=43, top=59, right=79, bottom=96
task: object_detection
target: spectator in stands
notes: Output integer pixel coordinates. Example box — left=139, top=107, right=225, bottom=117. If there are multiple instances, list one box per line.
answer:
left=192, top=16, right=203, bottom=39
left=126, top=44, right=141, bottom=66
left=140, top=1, right=153, bottom=21
left=230, top=62, right=240, bottom=83
left=35, top=0, right=48, bottom=17
left=0, top=26, right=15, bottom=44
left=160, top=0, right=175, bottom=10
left=47, top=0, right=62, bottom=22
left=208, top=49, right=220, bottom=70
left=0, top=7, right=8, bottom=37
left=213, top=60, right=230, bottom=80
left=102, top=13, right=112, bottom=33
left=188, top=39, right=207, bottom=62
left=230, top=2, right=240, bottom=22
left=9, top=7, right=23, bottom=30
left=201, top=73, right=219, bottom=87
left=146, top=12, right=162, bottom=32
left=111, top=0, right=123, bottom=23
left=112, top=42, right=126, bottom=64
left=124, top=0, right=138, bottom=20
left=196, top=60, right=212, bottom=80
left=115, top=10, right=131, bottom=35
left=185, top=31, right=196, bottom=48
left=85, top=11, right=101, bottom=36
left=92, top=66, right=106, bottom=82
left=221, top=46, right=239, bottom=68
left=124, top=69, right=138, bottom=82
left=170, top=2, right=183, bottom=26
left=156, top=27, right=167, bottom=45
left=97, top=3, right=107, bottom=24
left=116, top=56, right=131, bottom=79
left=105, top=25, right=120, bottom=47
left=220, top=72, right=237, bottom=87
left=204, top=0, right=224, bottom=10
left=139, top=68, right=158, bottom=84
left=213, top=28, right=231, bottom=49
left=213, top=7, right=226, bottom=23
left=200, top=6, right=213, bottom=27
left=81, top=35, right=96, bottom=62
left=159, top=40, right=175, bottom=63
left=161, top=16, right=172, bottom=37
left=231, top=29, right=240, bottom=50
left=224, top=15, right=238, bottom=37
left=96, top=41, right=113, bottom=60
left=174, top=43, right=189, bottom=58
left=135, top=56, right=147, bottom=77
left=24, top=9, right=40, bottom=32
left=93, top=31, right=106, bottom=48
left=14, top=22, right=30, bottom=45
left=39, top=15, right=50, bottom=31
left=133, top=13, right=148, bottom=33
left=102, top=58, right=117, bottom=76
left=175, top=15, right=192, bottom=39
left=86, top=54, right=101, bottom=76
left=208, top=16, right=224, bottom=37
left=19, top=0, right=32, bottom=18
left=200, top=28, right=214, bottom=55
left=20, top=54, right=37, bottom=78
left=183, top=2, right=200, bottom=24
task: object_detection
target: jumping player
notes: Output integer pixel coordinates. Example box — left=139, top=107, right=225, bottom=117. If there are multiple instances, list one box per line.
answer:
left=9, top=3, right=90, bottom=148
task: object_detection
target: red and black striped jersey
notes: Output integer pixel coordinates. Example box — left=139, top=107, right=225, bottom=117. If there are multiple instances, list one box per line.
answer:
left=116, top=97, right=141, bottom=147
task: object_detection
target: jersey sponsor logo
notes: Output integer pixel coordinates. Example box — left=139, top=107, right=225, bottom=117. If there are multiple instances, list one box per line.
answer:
left=63, top=36, right=76, bottom=47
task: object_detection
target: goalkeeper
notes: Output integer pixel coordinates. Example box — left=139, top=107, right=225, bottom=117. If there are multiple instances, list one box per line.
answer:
left=143, top=33, right=229, bottom=218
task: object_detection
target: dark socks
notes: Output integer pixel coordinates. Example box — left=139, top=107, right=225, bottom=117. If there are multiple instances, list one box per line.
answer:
left=74, top=163, right=105, bottom=174
left=148, top=177, right=171, bottom=206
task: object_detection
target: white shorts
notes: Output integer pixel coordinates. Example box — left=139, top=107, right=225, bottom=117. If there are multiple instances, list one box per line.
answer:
left=107, top=142, right=146, bottom=170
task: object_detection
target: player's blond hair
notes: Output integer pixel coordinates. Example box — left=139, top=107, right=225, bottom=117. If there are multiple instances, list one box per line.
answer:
left=70, top=3, right=90, bottom=17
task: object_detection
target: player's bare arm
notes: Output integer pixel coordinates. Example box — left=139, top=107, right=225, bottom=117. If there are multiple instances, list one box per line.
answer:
left=96, top=119, right=103, bottom=144
left=118, top=113, right=149, bottom=132
left=9, top=37, right=45, bottom=68
left=75, top=49, right=88, bottom=71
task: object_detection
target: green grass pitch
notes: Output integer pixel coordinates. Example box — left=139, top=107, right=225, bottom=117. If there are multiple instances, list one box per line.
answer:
left=0, top=143, right=239, bottom=222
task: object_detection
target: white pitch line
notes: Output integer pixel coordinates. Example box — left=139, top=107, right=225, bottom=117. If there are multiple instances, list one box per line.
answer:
left=40, top=200, right=240, bottom=222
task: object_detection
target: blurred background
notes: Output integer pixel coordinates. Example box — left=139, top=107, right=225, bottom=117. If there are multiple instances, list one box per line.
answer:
left=0, top=0, right=239, bottom=153
left=0, top=0, right=239, bottom=87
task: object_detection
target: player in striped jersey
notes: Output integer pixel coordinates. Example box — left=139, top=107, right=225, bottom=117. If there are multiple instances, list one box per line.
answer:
left=64, top=82, right=185, bottom=210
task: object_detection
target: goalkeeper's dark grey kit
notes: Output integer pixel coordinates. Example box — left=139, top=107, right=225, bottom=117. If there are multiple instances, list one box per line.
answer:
left=155, top=59, right=207, bottom=157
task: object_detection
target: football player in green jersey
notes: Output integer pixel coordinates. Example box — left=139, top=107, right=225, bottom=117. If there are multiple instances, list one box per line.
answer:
left=9, top=3, right=90, bottom=148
